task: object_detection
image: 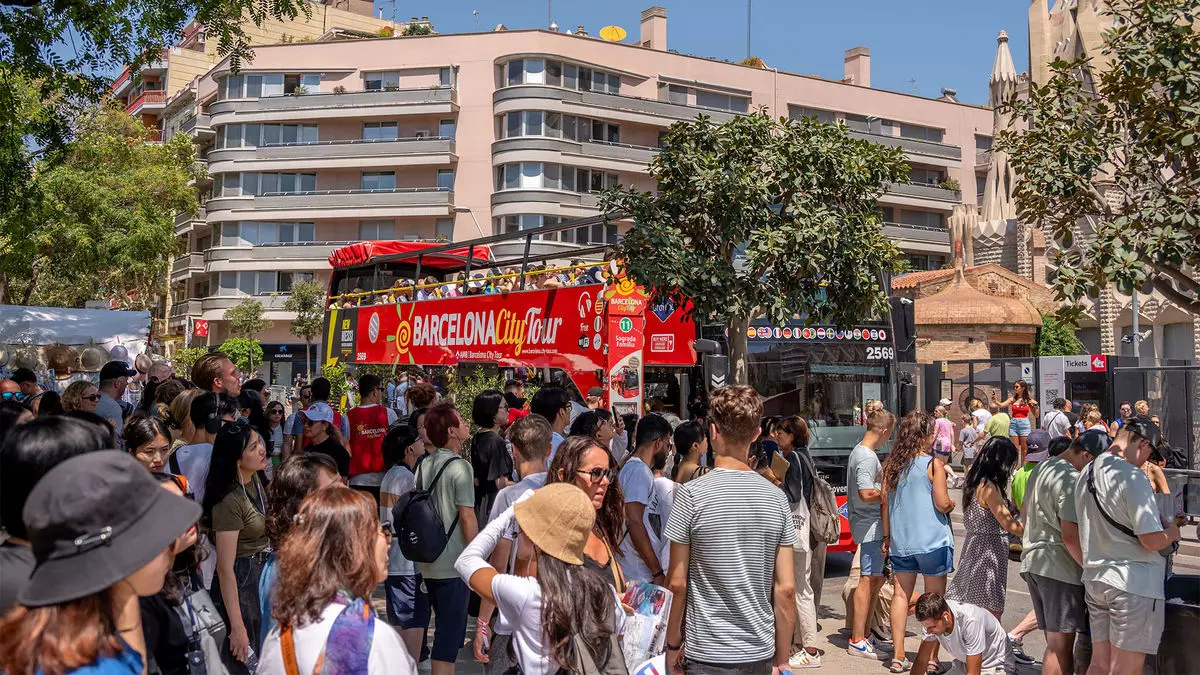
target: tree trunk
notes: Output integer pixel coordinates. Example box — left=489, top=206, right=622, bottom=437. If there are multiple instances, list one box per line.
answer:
left=305, top=340, right=313, bottom=382
left=0, top=271, right=8, bottom=305
left=20, top=257, right=42, bottom=306
left=728, top=313, right=751, bottom=386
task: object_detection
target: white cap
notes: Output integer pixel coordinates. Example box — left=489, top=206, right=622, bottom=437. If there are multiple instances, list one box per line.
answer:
left=301, top=401, right=335, bottom=425
left=938, top=398, right=952, bottom=406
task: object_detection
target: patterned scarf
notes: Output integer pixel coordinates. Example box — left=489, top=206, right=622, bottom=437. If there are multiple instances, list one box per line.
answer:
left=313, top=592, right=375, bottom=675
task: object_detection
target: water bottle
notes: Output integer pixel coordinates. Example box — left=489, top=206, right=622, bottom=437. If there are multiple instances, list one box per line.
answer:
left=244, top=647, right=259, bottom=674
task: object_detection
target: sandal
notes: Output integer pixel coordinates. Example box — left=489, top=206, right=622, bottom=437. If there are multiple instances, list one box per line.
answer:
left=927, top=663, right=949, bottom=675
left=888, top=659, right=911, bottom=674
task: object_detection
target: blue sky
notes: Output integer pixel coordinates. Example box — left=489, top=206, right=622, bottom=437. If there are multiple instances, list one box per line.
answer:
left=377, top=0, right=1030, bottom=105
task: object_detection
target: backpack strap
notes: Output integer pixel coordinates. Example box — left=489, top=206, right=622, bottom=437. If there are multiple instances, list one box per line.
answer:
left=169, top=450, right=181, bottom=477
left=1085, top=461, right=1138, bottom=540
left=424, top=456, right=469, bottom=537
left=281, top=624, right=301, bottom=675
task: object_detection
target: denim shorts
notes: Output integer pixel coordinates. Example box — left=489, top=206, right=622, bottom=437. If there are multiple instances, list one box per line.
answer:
left=424, top=576, right=470, bottom=663
left=385, top=573, right=431, bottom=631
left=1009, top=417, right=1031, bottom=437
left=889, top=545, right=954, bottom=576
left=859, top=540, right=887, bottom=577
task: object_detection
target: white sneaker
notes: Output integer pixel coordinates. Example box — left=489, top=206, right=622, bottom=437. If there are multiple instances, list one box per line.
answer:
left=789, top=650, right=822, bottom=669
left=847, top=638, right=885, bottom=660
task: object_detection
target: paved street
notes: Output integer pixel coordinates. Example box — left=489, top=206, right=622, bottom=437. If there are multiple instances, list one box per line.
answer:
left=396, top=486, right=1200, bottom=674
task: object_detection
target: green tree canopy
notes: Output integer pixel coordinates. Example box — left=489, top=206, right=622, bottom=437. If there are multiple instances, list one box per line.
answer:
left=226, top=298, right=270, bottom=339
left=0, top=94, right=200, bottom=306
left=283, top=279, right=326, bottom=381
left=219, top=337, right=263, bottom=375
left=601, top=111, right=908, bottom=383
left=1036, top=311, right=1087, bottom=357
left=998, top=0, right=1200, bottom=317
left=172, top=346, right=209, bottom=378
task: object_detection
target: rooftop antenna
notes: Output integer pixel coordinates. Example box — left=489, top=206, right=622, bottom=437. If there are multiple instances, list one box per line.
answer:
left=473, top=9, right=479, bottom=31
left=908, top=77, right=919, bottom=94
left=746, top=0, right=752, bottom=59
left=547, top=0, right=552, bottom=29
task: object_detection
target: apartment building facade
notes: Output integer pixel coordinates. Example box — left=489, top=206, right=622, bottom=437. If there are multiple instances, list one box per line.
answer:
left=165, top=6, right=994, bottom=385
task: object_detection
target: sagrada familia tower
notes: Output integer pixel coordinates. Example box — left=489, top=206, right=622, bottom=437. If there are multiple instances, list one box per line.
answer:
left=966, top=0, right=1200, bottom=361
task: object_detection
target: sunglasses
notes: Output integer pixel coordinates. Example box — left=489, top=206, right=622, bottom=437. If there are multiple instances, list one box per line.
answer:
left=82, top=394, right=101, bottom=402
left=576, top=467, right=616, bottom=483
left=1, top=392, right=27, bottom=402
left=380, top=522, right=394, bottom=543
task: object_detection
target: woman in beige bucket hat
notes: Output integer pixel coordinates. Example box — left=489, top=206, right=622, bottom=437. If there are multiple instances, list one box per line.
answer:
left=456, top=482, right=628, bottom=675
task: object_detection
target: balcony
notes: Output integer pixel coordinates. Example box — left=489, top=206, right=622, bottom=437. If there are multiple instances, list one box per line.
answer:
left=494, top=85, right=738, bottom=128
left=209, top=87, right=458, bottom=124
left=180, top=112, right=214, bottom=141
left=206, top=187, right=453, bottom=222
left=201, top=293, right=298, bottom=320
left=208, top=137, right=456, bottom=173
left=880, top=181, right=962, bottom=211
left=174, top=208, right=208, bottom=236
left=170, top=252, right=205, bottom=282
left=849, top=130, right=963, bottom=163
left=204, top=242, right=352, bottom=271
left=126, top=89, right=167, bottom=115
left=491, top=189, right=600, bottom=218
left=882, top=221, right=951, bottom=255
left=492, top=137, right=657, bottom=172
left=168, top=299, right=203, bottom=320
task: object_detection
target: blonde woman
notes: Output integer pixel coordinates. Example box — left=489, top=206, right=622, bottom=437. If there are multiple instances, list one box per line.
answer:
left=61, top=380, right=100, bottom=413
left=168, top=388, right=204, bottom=452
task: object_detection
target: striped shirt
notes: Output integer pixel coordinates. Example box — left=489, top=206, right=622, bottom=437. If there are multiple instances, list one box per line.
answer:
left=663, top=467, right=796, bottom=665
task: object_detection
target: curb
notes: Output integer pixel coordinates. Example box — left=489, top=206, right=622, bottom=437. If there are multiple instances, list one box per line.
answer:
left=948, top=513, right=1200, bottom=559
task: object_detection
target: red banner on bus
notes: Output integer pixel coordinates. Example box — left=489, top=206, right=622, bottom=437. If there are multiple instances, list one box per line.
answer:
left=345, top=286, right=609, bottom=371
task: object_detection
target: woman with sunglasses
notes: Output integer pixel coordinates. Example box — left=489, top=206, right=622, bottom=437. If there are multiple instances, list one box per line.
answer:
left=203, top=421, right=270, bottom=673
left=125, top=415, right=173, bottom=473
left=260, top=488, right=416, bottom=674
left=61, top=380, right=100, bottom=413
left=546, top=435, right=627, bottom=592
left=265, top=401, right=286, bottom=478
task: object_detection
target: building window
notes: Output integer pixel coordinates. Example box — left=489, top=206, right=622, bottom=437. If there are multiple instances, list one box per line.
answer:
left=279, top=272, right=314, bottom=293
left=900, top=123, right=945, bottom=143
left=439, top=67, right=452, bottom=88
left=789, top=106, right=837, bottom=125
left=435, top=218, right=454, bottom=241
left=495, top=163, right=620, bottom=193
left=667, top=84, right=688, bottom=105
left=976, top=176, right=986, bottom=200
left=503, top=59, right=619, bottom=94
left=359, top=220, right=395, bottom=239
left=220, top=222, right=316, bottom=246
left=502, top=111, right=618, bottom=143
left=975, top=134, right=993, bottom=151
left=438, top=119, right=456, bottom=140
left=881, top=207, right=895, bottom=223
left=909, top=168, right=944, bottom=185
left=364, top=71, right=401, bottom=91
left=695, top=89, right=749, bottom=113
left=218, top=123, right=318, bottom=148
left=362, top=122, right=399, bottom=141
left=990, top=342, right=1033, bottom=359
left=215, top=172, right=315, bottom=197
left=899, top=210, right=944, bottom=229
left=360, top=171, right=396, bottom=191
left=904, top=254, right=946, bottom=271
left=436, top=169, right=454, bottom=190
left=217, top=271, right=295, bottom=296
left=219, top=73, right=308, bottom=99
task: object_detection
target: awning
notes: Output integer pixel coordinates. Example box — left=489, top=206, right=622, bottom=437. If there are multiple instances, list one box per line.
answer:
left=328, top=241, right=493, bottom=270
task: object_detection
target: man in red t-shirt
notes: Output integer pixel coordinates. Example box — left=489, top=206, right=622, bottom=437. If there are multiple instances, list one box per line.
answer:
left=346, top=373, right=398, bottom=501
left=503, top=378, right=529, bottom=427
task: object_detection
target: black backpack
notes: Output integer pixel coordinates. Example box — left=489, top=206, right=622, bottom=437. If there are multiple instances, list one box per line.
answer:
left=392, top=456, right=468, bottom=563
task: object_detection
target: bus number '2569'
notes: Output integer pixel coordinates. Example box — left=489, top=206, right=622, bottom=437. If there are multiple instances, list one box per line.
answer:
left=866, top=346, right=895, bottom=361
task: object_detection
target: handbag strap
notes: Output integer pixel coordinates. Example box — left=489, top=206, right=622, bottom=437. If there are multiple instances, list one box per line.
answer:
left=603, top=537, right=626, bottom=594
left=1086, top=461, right=1138, bottom=540
left=281, top=625, right=301, bottom=675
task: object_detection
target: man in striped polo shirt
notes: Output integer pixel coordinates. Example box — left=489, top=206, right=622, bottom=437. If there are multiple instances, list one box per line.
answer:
left=664, top=385, right=798, bottom=674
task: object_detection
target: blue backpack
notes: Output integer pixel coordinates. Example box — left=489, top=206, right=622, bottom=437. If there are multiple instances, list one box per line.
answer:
left=392, top=457, right=467, bottom=563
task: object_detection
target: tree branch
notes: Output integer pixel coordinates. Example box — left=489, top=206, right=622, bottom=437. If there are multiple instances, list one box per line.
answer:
left=1149, top=261, right=1200, bottom=296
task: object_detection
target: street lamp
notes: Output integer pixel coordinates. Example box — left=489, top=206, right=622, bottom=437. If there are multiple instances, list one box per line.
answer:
left=452, top=206, right=488, bottom=238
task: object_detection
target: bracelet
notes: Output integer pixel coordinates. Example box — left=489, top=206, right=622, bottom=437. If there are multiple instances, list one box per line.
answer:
left=651, top=569, right=665, bottom=578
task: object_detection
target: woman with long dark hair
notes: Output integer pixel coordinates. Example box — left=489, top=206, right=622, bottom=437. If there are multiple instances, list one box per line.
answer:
left=546, top=436, right=627, bottom=591
left=946, top=436, right=1023, bottom=620
left=34, top=390, right=64, bottom=416
left=455, top=483, right=627, bottom=675
left=125, top=415, right=173, bottom=473
left=470, top=389, right=511, bottom=523
left=671, top=420, right=707, bottom=483
left=880, top=411, right=956, bottom=673
left=202, top=421, right=270, bottom=673
left=257, top=453, right=340, bottom=648
left=992, top=380, right=1039, bottom=465
left=260, top=488, right=416, bottom=674
left=774, top=414, right=823, bottom=668
left=265, top=401, right=287, bottom=478
left=569, top=409, right=617, bottom=450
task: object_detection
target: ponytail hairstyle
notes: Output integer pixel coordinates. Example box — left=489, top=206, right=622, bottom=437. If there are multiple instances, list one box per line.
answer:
left=880, top=410, right=935, bottom=494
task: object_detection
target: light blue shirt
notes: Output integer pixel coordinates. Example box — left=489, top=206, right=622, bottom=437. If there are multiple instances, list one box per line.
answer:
left=887, top=455, right=953, bottom=556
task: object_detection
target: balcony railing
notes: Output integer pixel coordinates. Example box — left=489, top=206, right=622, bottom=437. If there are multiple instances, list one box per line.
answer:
left=886, top=181, right=962, bottom=202
left=210, top=87, right=457, bottom=117
left=168, top=299, right=203, bottom=319
left=170, top=252, right=205, bottom=280
left=204, top=241, right=354, bottom=264
left=180, top=112, right=211, bottom=134
left=849, top=130, right=963, bottom=161
left=495, top=85, right=739, bottom=125
left=209, top=136, right=455, bottom=167
left=126, top=89, right=167, bottom=114
left=202, top=294, right=292, bottom=313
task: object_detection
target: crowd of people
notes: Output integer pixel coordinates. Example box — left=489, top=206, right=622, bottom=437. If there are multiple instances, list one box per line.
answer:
left=328, top=259, right=613, bottom=309
left=0, top=355, right=1189, bottom=675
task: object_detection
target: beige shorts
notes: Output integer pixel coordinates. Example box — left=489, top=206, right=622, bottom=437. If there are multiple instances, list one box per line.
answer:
left=1084, top=579, right=1165, bottom=655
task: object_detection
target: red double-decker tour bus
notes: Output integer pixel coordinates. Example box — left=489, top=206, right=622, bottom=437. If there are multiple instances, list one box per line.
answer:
left=322, top=216, right=902, bottom=554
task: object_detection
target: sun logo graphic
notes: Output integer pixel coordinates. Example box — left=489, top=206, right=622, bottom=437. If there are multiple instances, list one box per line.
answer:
left=394, top=318, right=413, bottom=355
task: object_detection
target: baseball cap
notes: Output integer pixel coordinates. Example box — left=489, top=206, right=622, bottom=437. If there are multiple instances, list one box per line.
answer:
left=1025, top=429, right=1051, bottom=462
left=938, top=398, right=952, bottom=407
left=99, top=360, right=137, bottom=381
left=1122, top=415, right=1161, bottom=446
left=20, top=451, right=201, bottom=607
left=301, top=401, right=335, bottom=425
left=1074, top=429, right=1111, bottom=457
left=587, top=386, right=603, bottom=398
